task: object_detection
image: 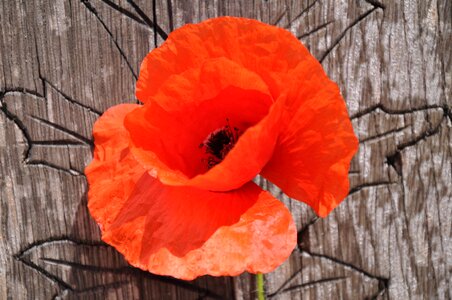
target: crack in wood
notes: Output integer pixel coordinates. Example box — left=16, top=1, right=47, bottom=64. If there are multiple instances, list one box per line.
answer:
left=348, top=181, right=397, bottom=196
left=271, top=7, right=287, bottom=25
left=99, top=0, right=148, bottom=27
left=29, top=115, right=93, bottom=146
left=0, top=88, right=44, bottom=99
left=0, top=96, right=35, bottom=164
left=268, top=276, right=347, bottom=298
left=359, top=125, right=410, bottom=144
left=395, top=112, right=447, bottom=151
left=297, top=216, right=319, bottom=250
left=126, top=0, right=168, bottom=40
left=284, top=0, right=319, bottom=29
left=363, top=0, right=386, bottom=10
left=31, top=140, right=88, bottom=146
left=297, top=20, right=334, bottom=39
left=42, top=77, right=102, bottom=116
left=319, top=7, right=378, bottom=63
left=26, top=160, right=84, bottom=176
left=55, top=280, right=130, bottom=299
left=81, top=0, right=138, bottom=80
left=166, top=0, right=174, bottom=33
left=351, top=103, right=445, bottom=120
left=152, top=0, right=158, bottom=48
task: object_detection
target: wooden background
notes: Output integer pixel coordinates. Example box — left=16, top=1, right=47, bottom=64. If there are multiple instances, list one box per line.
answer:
left=0, top=0, right=450, bottom=299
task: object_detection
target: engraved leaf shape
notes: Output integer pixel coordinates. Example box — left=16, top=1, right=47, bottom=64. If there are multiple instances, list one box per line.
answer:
left=1, top=83, right=96, bottom=175
left=279, top=0, right=385, bottom=62
left=349, top=105, right=446, bottom=192
left=15, top=238, right=227, bottom=299
left=268, top=251, right=388, bottom=299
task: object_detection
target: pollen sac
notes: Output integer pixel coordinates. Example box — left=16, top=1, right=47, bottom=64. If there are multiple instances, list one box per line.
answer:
left=200, top=119, right=241, bottom=168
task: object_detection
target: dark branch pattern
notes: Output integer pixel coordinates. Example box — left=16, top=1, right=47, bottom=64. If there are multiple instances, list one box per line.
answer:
left=0, top=81, right=96, bottom=175
left=15, top=237, right=225, bottom=299
left=81, top=0, right=138, bottom=80
left=126, top=0, right=168, bottom=40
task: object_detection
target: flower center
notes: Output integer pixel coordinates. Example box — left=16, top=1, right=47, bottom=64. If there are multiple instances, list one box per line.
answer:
left=200, top=119, right=240, bottom=168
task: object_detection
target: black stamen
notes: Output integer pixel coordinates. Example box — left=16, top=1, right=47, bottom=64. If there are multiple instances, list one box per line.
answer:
left=200, top=119, right=241, bottom=168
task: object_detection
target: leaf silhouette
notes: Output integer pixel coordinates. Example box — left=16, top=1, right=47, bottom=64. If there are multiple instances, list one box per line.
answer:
left=15, top=238, right=227, bottom=299
left=349, top=105, right=446, bottom=192
left=0, top=79, right=98, bottom=175
left=33, top=0, right=147, bottom=113
left=268, top=251, right=388, bottom=299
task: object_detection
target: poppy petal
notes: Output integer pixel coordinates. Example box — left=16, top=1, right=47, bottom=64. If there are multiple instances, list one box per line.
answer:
left=261, top=58, right=359, bottom=217
left=136, top=17, right=310, bottom=103
left=125, top=58, right=281, bottom=191
left=85, top=104, right=146, bottom=230
left=102, top=175, right=296, bottom=280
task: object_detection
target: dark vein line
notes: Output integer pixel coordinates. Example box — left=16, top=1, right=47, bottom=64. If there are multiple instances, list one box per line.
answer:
left=15, top=255, right=74, bottom=290
left=266, top=260, right=308, bottom=297
left=33, top=32, right=46, bottom=97
left=126, top=0, right=168, bottom=40
left=348, top=181, right=396, bottom=196
left=297, top=20, right=333, bottom=39
left=99, top=0, right=147, bottom=26
left=29, top=115, right=93, bottom=146
left=268, top=277, right=346, bottom=297
left=42, top=77, right=102, bottom=115
left=152, top=0, right=158, bottom=47
left=272, top=7, right=287, bottom=25
left=16, top=237, right=224, bottom=299
left=297, top=216, right=319, bottom=248
left=364, top=0, right=386, bottom=10
left=320, top=7, right=377, bottom=63
left=301, top=250, right=389, bottom=285
left=0, top=100, right=33, bottom=163
left=285, top=0, right=319, bottom=29
left=81, top=0, right=138, bottom=80
left=396, top=114, right=446, bottom=151
left=70, top=281, right=130, bottom=294
left=27, top=160, right=84, bottom=176
left=32, top=140, right=88, bottom=146
left=166, top=0, right=174, bottom=32
left=40, top=257, right=134, bottom=274
left=16, top=236, right=107, bottom=258
left=351, top=103, right=444, bottom=119
left=1, top=88, right=44, bottom=99
left=359, top=125, right=410, bottom=143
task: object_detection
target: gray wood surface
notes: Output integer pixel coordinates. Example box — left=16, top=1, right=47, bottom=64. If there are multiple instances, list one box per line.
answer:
left=0, top=0, right=450, bottom=299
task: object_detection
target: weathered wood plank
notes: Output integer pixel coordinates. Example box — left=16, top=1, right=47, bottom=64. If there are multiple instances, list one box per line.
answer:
left=1, top=0, right=450, bottom=299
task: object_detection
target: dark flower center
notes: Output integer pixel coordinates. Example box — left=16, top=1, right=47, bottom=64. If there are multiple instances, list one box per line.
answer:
left=200, top=119, right=240, bottom=168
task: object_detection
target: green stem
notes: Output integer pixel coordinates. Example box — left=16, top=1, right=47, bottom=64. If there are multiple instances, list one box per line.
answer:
left=256, top=273, right=265, bottom=300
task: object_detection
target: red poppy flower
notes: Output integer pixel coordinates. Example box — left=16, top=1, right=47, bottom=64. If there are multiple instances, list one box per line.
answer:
left=85, top=17, right=358, bottom=280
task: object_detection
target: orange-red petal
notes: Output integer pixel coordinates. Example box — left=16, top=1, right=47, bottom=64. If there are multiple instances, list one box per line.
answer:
left=103, top=176, right=296, bottom=280
left=261, top=57, right=359, bottom=217
left=136, top=17, right=310, bottom=103
left=85, top=104, right=145, bottom=229
left=85, top=103, right=296, bottom=280
left=125, top=58, right=281, bottom=191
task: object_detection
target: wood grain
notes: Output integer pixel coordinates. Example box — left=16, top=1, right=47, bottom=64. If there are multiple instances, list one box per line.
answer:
left=0, top=0, right=450, bottom=299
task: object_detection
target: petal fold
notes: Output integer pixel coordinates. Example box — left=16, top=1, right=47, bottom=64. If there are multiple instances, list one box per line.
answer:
left=86, top=103, right=296, bottom=280
left=261, top=58, right=359, bottom=217
left=103, top=177, right=296, bottom=280
left=136, top=17, right=310, bottom=103
left=85, top=104, right=146, bottom=229
left=126, top=58, right=280, bottom=191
